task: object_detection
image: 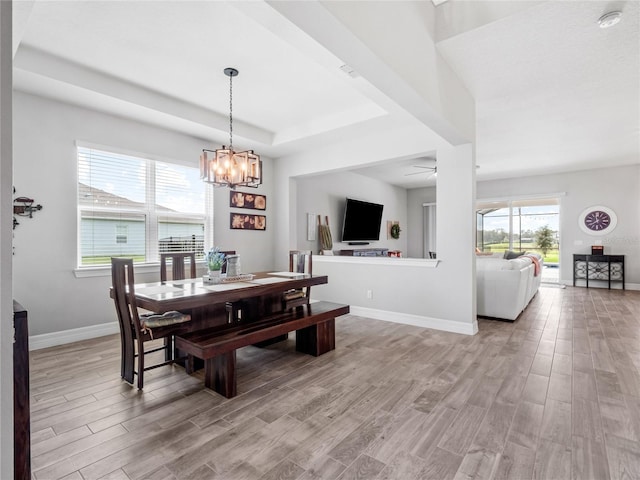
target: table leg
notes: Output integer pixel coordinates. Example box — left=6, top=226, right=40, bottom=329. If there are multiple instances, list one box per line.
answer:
left=204, top=351, right=237, bottom=398
left=296, top=319, right=335, bottom=356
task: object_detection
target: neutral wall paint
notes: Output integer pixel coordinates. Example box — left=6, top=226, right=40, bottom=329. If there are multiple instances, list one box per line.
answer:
left=407, top=164, right=640, bottom=287
left=294, top=171, right=408, bottom=254
left=1, top=2, right=13, bottom=475
left=12, top=92, right=276, bottom=338
left=407, top=187, right=437, bottom=259
left=294, top=144, right=478, bottom=334
left=478, top=165, right=640, bottom=287
left=273, top=121, right=451, bottom=270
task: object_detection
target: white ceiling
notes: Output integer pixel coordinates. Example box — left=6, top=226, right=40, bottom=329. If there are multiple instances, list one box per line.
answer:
left=12, top=0, right=640, bottom=189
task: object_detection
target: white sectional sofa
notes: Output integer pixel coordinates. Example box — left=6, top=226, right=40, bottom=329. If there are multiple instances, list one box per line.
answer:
left=476, top=253, right=543, bottom=321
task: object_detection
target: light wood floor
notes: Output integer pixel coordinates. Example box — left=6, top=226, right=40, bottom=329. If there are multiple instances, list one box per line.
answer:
left=29, top=286, right=640, bottom=480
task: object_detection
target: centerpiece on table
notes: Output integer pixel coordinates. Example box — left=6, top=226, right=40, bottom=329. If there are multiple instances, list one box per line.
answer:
left=204, top=247, right=226, bottom=284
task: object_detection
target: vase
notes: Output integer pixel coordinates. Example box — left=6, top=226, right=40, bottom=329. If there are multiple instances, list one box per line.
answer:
left=208, top=269, right=222, bottom=284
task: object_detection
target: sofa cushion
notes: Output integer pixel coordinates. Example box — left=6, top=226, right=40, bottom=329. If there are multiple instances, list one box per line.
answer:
left=505, top=257, right=533, bottom=270
left=476, top=257, right=510, bottom=271
left=504, top=250, right=525, bottom=259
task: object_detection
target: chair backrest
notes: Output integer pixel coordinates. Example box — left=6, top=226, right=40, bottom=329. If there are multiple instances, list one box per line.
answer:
left=160, top=252, right=197, bottom=282
left=284, top=250, right=313, bottom=307
left=289, top=250, right=312, bottom=275
left=111, top=257, right=144, bottom=343
left=220, top=250, right=236, bottom=274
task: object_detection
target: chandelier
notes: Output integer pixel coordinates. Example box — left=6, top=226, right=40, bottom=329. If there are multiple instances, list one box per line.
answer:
left=200, top=68, right=262, bottom=188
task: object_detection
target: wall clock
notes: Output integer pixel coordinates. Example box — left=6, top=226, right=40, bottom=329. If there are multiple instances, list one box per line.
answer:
left=578, top=205, right=617, bottom=235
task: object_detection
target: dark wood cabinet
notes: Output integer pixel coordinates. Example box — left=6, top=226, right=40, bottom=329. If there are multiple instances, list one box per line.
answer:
left=13, top=301, right=30, bottom=480
left=573, top=254, right=625, bottom=289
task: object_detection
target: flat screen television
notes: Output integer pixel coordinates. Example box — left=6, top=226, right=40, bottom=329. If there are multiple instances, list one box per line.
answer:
left=341, top=198, right=384, bottom=244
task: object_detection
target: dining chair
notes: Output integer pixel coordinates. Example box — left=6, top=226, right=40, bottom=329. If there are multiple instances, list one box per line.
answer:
left=282, top=250, right=313, bottom=310
left=159, top=252, right=199, bottom=371
left=160, top=252, right=197, bottom=282
left=111, top=257, right=192, bottom=389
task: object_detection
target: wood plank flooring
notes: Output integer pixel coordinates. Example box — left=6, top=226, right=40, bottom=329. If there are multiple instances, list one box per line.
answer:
left=29, top=286, right=640, bottom=479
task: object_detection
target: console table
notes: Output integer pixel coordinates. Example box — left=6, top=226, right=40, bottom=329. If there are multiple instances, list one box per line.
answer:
left=573, top=254, right=625, bottom=289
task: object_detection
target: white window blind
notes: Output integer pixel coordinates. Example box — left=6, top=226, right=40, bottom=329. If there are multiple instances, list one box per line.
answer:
left=77, top=146, right=212, bottom=267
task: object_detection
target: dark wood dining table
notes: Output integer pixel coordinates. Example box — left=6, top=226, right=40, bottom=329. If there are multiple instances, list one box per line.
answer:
left=133, top=271, right=329, bottom=329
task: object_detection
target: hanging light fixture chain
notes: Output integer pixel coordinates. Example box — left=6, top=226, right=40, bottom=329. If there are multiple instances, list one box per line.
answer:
left=200, top=67, right=261, bottom=189
left=229, top=71, right=233, bottom=150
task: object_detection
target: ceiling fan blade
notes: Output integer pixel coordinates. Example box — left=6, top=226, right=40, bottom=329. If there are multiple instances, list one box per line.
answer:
left=404, top=170, right=436, bottom=177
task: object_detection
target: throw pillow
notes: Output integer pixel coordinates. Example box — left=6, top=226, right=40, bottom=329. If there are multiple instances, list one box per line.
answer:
left=504, top=250, right=525, bottom=260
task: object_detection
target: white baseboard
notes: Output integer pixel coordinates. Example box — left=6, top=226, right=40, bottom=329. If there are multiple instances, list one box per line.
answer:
left=559, top=280, right=639, bottom=291
left=349, top=306, right=478, bottom=335
left=29, top=322, right=119, bottom=351
left=31, top=281, right=637, bottom=350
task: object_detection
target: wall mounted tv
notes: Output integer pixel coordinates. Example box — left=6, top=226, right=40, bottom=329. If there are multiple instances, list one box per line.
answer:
left=341, top=197, right=384, bottom=245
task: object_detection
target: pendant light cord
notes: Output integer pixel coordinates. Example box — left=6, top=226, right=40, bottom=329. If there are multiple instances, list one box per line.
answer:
left=229, top=72, right=233, bottom=150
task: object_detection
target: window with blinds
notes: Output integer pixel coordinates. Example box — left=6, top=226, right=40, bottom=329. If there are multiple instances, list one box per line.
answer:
left=77, top=146, right=211, bottom=267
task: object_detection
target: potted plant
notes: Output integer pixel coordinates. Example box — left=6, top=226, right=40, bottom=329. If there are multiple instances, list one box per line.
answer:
left=205, top=247, right=226, bottom=282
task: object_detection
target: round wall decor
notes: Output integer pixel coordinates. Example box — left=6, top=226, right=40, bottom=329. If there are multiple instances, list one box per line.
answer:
left=578, top=205, right=617, bottom=235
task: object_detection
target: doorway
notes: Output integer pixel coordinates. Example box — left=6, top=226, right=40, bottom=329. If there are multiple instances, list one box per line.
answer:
left=476, top=197, right=560, bottom=284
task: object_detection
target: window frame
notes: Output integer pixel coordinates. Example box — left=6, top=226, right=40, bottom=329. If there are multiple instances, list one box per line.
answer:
left=475, top=195, right=561, bottom=260
left=76, top=143, right=213, bottom=272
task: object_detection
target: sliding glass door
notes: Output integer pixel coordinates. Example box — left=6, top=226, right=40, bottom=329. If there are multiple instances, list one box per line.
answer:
left=477, top=197, right=560, bottom=282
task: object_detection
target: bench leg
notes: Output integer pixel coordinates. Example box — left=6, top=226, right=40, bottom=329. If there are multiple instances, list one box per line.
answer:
left=204, top=351, right=237, bottom=398
left=296, top=319, right=335, bottom=356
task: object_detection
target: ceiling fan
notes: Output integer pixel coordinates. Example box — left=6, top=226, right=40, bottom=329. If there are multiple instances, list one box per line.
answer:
left=403, top=163, right=479, bottom=177
left=404, top=164, right=437, bottom=177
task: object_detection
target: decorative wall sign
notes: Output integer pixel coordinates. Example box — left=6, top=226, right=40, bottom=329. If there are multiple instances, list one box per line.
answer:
left=230, top=191, right=266, bottom=210
left=578, top=205, right=617, bottom=235
left=230, top=213, right=266, bottom=230
left=307, top=213, right=316, bottom=241
left=13, top=188, right=43, bottom=230
left=387, top=220, right=400, bottom=239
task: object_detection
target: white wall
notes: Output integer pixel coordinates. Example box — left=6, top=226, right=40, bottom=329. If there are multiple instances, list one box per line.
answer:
left=290, top=144, right=478, bottom=335
left=478, top=165, right=640, bottom=287
left=0, top=2, right=13, bottom=475
left=294, top=171, right=408, bottom=254
left=12, top=92, right=276, bottom=339
left=406, top=164, right=640, bottom=287
left=407, top=186, right=437, bottom=258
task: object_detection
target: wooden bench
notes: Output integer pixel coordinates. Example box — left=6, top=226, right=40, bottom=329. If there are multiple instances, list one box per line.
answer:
left=175, top=301, right=350, bottom=398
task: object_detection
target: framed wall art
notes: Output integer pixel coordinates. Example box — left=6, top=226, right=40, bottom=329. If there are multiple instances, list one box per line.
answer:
left=230, top=191, right=266, bottom=210
left=230, top=213, right=266, bottom=230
